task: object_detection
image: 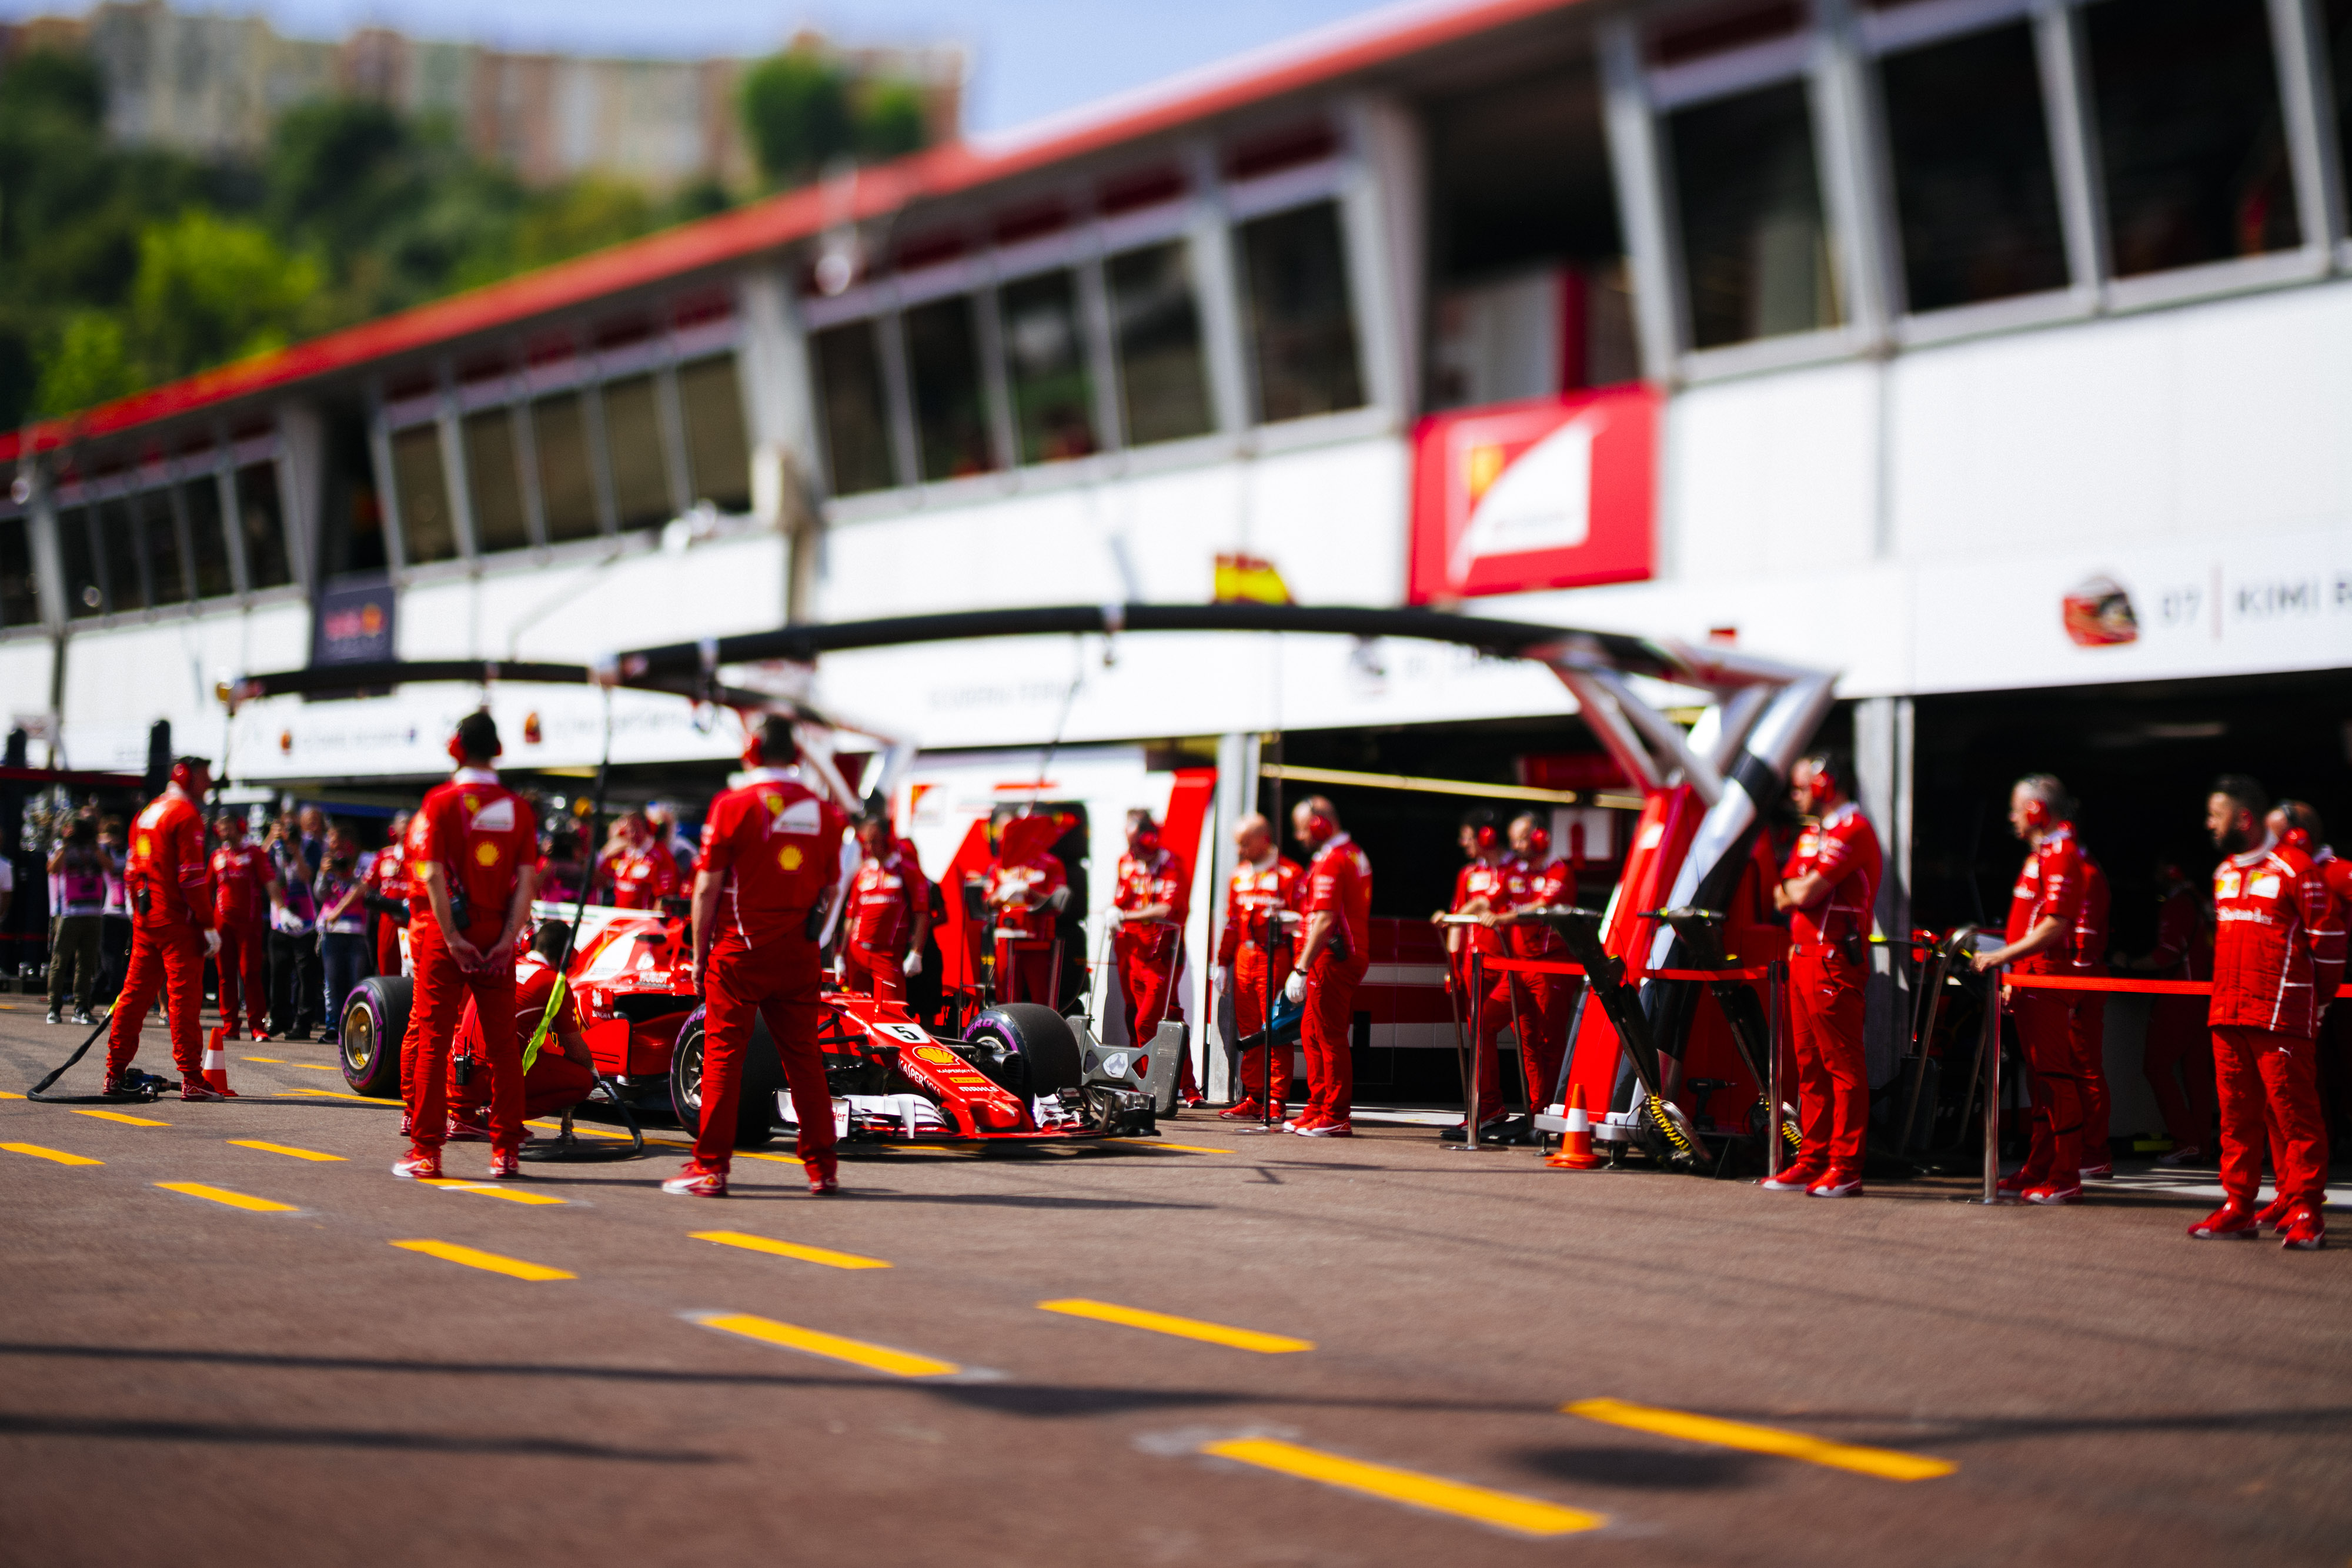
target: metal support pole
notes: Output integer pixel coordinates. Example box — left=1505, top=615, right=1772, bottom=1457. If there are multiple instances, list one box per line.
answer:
left=1979, top=968, right=2004, bottom=1204
left=1766, top=959, right=1785, bottom=1182
left=1467, top=948, right=1485, bottom=1148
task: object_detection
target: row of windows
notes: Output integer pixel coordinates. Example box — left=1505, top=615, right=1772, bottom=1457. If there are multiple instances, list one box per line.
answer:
left=25, top=461, right=292, bottom=627
left=810, top=198, right=1366, bottom=497
left=1652, top=0, right=2352, bottom=351
left=376, top=350, right=751, bottom=575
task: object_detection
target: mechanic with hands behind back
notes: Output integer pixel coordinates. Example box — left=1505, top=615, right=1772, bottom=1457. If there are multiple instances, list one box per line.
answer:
left=2187, top=778, right=2344, bottom=1248
left=666, top=714, right=849, bottom=1199
left=1110, top=808, right=1197, bottom=1103
left=104, top=756, right=223, bottom=1100
left=1215, top=813, right=1301, bottom=1122
left=1286, top=796, right=1372, bottom=1138
left=1972, top=775, right=2097, bottom=1205
left=392, top=713, right=541, bottom=1182
left=842, top=813, right=928, bottom=1003
left=1764, top=752, right=1880, bottom=1198
left=1435, top=808, right=1515, bottom=1140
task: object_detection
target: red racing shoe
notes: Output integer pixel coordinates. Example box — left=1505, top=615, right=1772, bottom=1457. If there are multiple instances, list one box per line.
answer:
left=2278, top=1209, right=2326, bottom=1251
left=662, top=1164, right=728, bottom=1198
left=2023, top=1182, right=2082, bottom=1205
left=1218, top=1099, right=1268, bottom=1121
left=1759, top=1164, right=1826, bottom=1193
left=2187, top=1202, right=2260, bottom=1239
left=1807, top=1171, right=1865, bottom=1199
left=807, top=1165, right=840, bottom=1195
left=2254, top=1193, right=2293, bottom=1230
left=445, top=1109, right=492, bottom=1144
left=487, top=1148, right=522, bottom=1179
left=392, top=1149, right=442, bottom=1181
left=180, top=1079, right=232, bottom=1102
left=1293, top=1119, right=1352, bottom=1138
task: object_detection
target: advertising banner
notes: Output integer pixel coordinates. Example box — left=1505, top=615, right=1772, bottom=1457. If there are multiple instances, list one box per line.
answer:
left=1407, top=383, right=1660, bottom=603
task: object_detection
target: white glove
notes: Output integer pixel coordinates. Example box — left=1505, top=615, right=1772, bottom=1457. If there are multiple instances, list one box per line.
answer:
left=1211, top=964, right=1231, bottom=995
left=902, top=950, right=924, bottom=977
left=1104, top=907, right=1125, bottom=925
left=1047, top=885, right=1071, bottom=911
left=1283, top=970, right=1306, bottom=1005
left=202, top=928, right=222, bottom=958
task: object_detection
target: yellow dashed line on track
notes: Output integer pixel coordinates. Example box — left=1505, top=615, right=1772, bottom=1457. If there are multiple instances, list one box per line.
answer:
left=390, top=1239, right=573, bottom=1280
left=241, top=1056, right=289, bottom=1064
left=282, top=1089, right=391, bottom=1104
left=71, top=1108, right=170, bottom=1126
left=1202, top=1438, right=1605, bottom=1536
left=291, top=1064, right=341, bottom=1072
left=1105, top=1138, right=1234, bottom=1154
left=2, top=1142, right=102, bottom=1165
left=0, top=1090, right=25, bottom=1099
left=691, top=1230, right=890, bottom=1269
left=692, top=1312, right=958, bottom=1378
left=1563, top=1398, right=1956, bottom=1481
left=524, top=1119, right=633, bottom=1139
left=154, top=1182, right=297, bottom=1213
left=416, top=1178, right=567, bottom=1206
left=1040, top=1298, right=1312, bottom=1353
left=230, top=1139, right=345, bottom=1162
left=733, top=1151, right=805, bottom=1165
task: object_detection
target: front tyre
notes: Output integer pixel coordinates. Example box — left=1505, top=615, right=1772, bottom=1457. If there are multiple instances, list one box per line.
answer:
left=340, top=977, right=412, bottom=1099
left=669, top=1009, right=785, bottom=1148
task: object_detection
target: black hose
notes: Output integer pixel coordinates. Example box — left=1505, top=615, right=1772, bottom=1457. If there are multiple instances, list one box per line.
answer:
left=26, top=1011, right=115, bottom=1101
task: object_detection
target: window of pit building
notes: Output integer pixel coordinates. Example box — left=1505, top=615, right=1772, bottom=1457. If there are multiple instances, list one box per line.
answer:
left=1000, top=268, right=1098, bottom=464
left=2084, top=0, right=2302, bottom=276
left=813, top=321, right=898, bottom=496
left=236, top=463, right=294, bottom=590
left=1424, top=59, right=1636, bottom=409
left=2331, top=0, right=2352, bottom=219
left=1870, top=13, right=2071, bottom=313
left=138, top=485, right=192, bottom=606
left=0, top=507, right=36, bottom=628
left=676, top=355, right=753, bottom=512
left=56, top=504, right=102, bottom=618
left=389, top=424, right=459, bottom=566
left=179, top=462, right=234, bottom=600
left=1106, top=240, right=1215, bottom=446
left=463, top=404, right=532, bottom=554
left=600, top=372, right=674, bottom=531
left=93, top=493, right=148, bottom=615
left=315, top=405, right=385, bottom=584
left=1237, top=200, right=1366, bottom=422
left=530, top=389, right=604, bottom=543
left=904, top=294, right=998, bottom=482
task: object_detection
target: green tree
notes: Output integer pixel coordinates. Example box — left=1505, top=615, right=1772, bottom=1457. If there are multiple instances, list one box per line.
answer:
left=34, top=310, right=136, bottom=416
left=739, top=49, right=855, bottom=188
left=856, top=79, right=929, bottom=161
left=125, top=209, right=322, bottom=382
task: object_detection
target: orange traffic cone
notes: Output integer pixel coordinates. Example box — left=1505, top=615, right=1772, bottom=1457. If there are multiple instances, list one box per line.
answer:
left=1546, top=1083, right=1603, bottom=1169
left=202, top=1028, right=239, bottom=1097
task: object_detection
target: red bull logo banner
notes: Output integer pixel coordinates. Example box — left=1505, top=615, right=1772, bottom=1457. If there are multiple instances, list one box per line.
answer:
left=1407, top=384, right=1659, bottom=603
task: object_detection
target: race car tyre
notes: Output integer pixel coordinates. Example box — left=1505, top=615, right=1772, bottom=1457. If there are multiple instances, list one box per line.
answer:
left=668, top=1010, right=784, bottom=1148
left=340, top=976, right=411, bottom=1099
left=963, top=1004, right=1083, bottom=1096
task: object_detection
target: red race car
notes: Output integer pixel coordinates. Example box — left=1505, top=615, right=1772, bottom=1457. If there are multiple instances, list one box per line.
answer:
left=338, top=902, right=1175, bottom=1150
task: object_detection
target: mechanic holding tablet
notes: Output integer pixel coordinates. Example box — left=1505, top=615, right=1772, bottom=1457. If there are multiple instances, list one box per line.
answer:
left=666, top=715, right=850, bottom=1199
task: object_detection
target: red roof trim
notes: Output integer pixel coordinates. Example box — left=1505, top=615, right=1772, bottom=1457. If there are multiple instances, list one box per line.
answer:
left=1, top=0, right=1582, bottom=465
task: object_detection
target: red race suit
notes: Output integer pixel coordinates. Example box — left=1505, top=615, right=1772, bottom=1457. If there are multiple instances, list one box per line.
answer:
left=209, top=840, right=272, bottom=1038
left=2209, top=836, right=2345, bottom=1215
left=1299, top=835, right=1373, bottom=1128
left=1506, top=853, right=1579, bottom=1111
left=2065, top=842, right=2114, bottom=1167
left=2141, top=883, right=2216, bottom=1153
left=1782, top=801, right=1882, bottom=1181
left=608, top=843, right=680, bottom=911
left=984, top=817, right=1066, bottom=1007
left=450, top=948, right=596, bottom=1122
left=106, top=791, right=214, bottom=1084
left=843, top=842, right=923, bottom=1002
left=692, top=768, right=848, bottom=1179
left=1112, top=844, right=1190, bottom=1079
left=2005, top=823, right=2096, bottom=1190
left=1451, top=857, right=1515, bottom=1121
left=369, top=834, right=410, bottom=977
left=398, top=771, right=539, bottom=1156
left=1221, top=855, right=1301, bottom=1108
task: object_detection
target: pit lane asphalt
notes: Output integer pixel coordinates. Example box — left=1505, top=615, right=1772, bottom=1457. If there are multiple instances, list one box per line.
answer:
left=2, top=999, right=2348, bottom=1567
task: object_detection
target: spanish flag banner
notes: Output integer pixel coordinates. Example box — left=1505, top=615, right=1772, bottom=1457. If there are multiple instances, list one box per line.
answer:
left=1214, top=553, right=1292, bottom=605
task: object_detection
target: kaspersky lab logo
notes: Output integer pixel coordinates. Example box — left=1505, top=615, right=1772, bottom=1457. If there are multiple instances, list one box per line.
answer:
left=2063, top=574, right=2139, bottom=647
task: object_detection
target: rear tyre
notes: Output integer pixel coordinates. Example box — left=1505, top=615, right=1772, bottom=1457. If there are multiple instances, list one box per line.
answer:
left=963, top=1004, right=1082, bottom=1095
left=669, top=1010, right=784, bottom=1148
left=340, top=977, right=412, bottom=1099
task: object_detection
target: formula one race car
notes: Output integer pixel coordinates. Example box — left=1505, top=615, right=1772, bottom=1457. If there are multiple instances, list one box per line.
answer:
left=338, top=901, right=1178, bottom=1150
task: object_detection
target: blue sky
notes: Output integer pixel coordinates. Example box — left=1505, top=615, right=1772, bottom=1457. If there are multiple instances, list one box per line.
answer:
left=2, top=0, right=1408, bottom=133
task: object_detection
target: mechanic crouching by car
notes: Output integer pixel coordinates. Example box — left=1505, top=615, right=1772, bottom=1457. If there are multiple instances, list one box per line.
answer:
left=984, top=813, right=1068, bottom=1007
left=842, top=814, right=928, bottom=1002
left=1286, top=797, right=1372, bottom=1138
left=1111, top=808, right=1197, bottom=1103
left=392, top=713, right=542, bottom=1182
left=1216, top=812, right=1301, bottom=1122
left=665, top=715, right=850, bottom=1199
left=445, top=922, right=599, bottom=1141
left=105, top=757, right=224, bottom=1099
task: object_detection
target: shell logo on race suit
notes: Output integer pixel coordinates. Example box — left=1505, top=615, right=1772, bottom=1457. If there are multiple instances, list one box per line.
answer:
left=1407, top=383, right=1659, bottom=602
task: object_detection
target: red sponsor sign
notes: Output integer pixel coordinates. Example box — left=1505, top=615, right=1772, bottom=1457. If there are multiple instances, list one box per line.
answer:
left=1407, top=384, right=1659, bottom=603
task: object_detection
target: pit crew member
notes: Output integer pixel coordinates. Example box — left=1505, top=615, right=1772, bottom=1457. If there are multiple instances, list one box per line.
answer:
left=209, top=814, right=274, bottom=1040
left=1766, top=752, right=1882, bottom=1198
left=604, top=812, right=681, bottom=910
left=104, top=757, right=223, bottom=1099
left=984, top=814, right=1068, bottom=1007
left=1287, top=797, right=1371, bottom=1138
left=843, top=815, right=928, bottom=1002
left=665, top=715, right=848, bottom=1199
left=1110, top=809, right=1195, bottom=1102
left=1489, top=812, right=1576, bottom=1116
left=446, top=923, right=598, bottom=1140
left=393, top=713, right=542, bottom=1181
left=1972, top=774, right=2096, bottom=1205
left=2187, top=777, right=2343, bottom=1249
left=1215, top=813, right=1301, bottom=1121
left=1435, top=808, right=1514, bottom=1138
left=368, top=810, right=410, bottom=977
